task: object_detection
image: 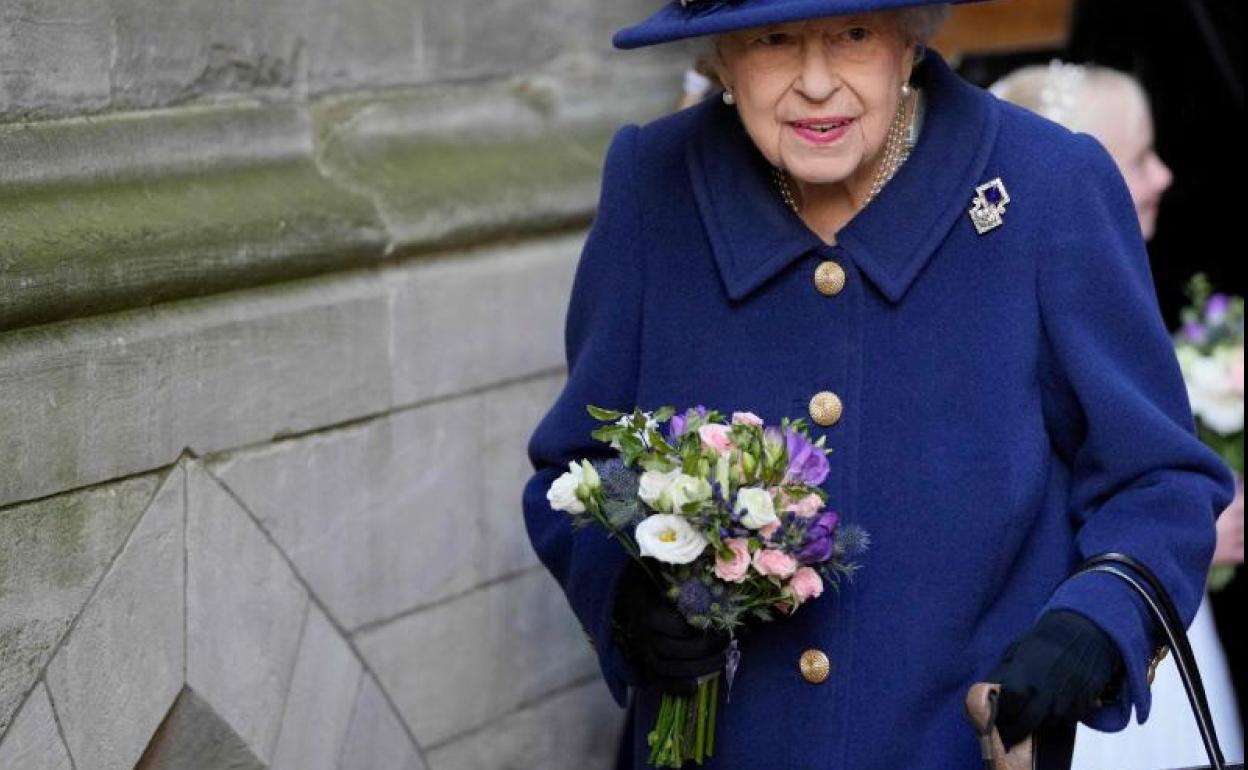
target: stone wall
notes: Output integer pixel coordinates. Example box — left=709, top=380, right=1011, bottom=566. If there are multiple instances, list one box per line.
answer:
left=0, top=1, right=683, bottom=767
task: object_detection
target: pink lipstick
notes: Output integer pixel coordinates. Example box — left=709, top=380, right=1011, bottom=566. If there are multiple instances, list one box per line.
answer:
left=790, top=117, right=853, bottom=145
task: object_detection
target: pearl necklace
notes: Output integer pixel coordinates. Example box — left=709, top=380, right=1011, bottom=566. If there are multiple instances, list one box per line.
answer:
left=771, top=86, right=923, bottom=216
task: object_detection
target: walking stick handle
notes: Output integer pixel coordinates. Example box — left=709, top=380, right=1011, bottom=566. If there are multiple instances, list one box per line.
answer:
left=964, top=682, right=1035, bottom=770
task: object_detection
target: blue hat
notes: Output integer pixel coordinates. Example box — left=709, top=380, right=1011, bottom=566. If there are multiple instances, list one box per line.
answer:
left=613, top=0, right=991, bottom=50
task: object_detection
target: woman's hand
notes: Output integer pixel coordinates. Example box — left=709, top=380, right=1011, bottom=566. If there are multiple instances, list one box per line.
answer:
left=987, top=610, right=1125, bottom=749
left=612, top=561, right=730, bottom=695
left=1213, top=480, right=1244, bottom=567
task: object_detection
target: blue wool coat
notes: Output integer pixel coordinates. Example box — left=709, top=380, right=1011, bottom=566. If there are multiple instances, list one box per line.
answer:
left=521, top=51, right=1235, bottom=769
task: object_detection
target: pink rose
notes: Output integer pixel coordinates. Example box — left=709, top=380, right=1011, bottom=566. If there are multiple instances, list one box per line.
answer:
left=714, top=538, right=751, bottom=583
left=699, top=424, right=735, bottom=455
left=752, top=548, right=797, bottom=579
left=788, top=567, right=824, bottom=606
left=785, top=493, right=823, bottom=519
left=731, top=411, right=764, bottom=427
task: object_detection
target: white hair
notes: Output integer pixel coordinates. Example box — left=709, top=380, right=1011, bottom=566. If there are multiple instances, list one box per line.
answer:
left=694, top=4, right=951, bottom=68
left=989, top=60, right=1149, bottom=134
left=897, top=4, right=952, bottom=47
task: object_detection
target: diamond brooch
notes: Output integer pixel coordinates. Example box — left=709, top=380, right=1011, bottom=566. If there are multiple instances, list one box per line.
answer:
left=969, top=178, right=1010, bottom=235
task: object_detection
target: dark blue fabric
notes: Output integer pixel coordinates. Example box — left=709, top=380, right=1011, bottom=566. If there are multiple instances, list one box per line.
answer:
left=521, top=51, right=1235, bottom=769
left=613, top=0, right=992, bottom=50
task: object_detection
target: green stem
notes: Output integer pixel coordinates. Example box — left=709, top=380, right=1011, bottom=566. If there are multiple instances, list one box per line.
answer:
left=694, top=679, right=707, bottom=763
left=707, top=675, right=718, bottom=755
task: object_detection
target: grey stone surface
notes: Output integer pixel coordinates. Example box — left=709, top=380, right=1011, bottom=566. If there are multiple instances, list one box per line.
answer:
left=425, top=680, right=623, bottom=770
left=354, top=568, right=599, bottom=747
left=0, top=158, right=388, bottom=332
left=338, top=675, right=426, bottom=770
left=302, top=0, right=423, bottom=93
left=0, top=0, right=675, bottom=121
left=270, top=604, right=363, bottom=770
left=0, top=271, right=392, bottom=509
left=1, top=60, right=682, bottom=334
left=0, top=683, right=73, bottom=770
left=480, top=375, right=565, bottom=577
left=0, top=1, right=112, bottom=118
left=306, top=68, right=677, bottom=253
left=186, top=463, right=309, bottom=764
left=111, top=0, right=309, bottom=108
left=0, top=471, right=162, bottom=736
left=388, top=238, right=574, bottom=405
left=134, top=687, right=266, bottom=770
left=209, top=373, right=558, bottom=632
left=0, top=101, right=314, bottom=192
left=209, top=395, right=475, bottom=632
left=45, top=468, right=185, bottom=770
left=422, top=0, right=571, bottom=81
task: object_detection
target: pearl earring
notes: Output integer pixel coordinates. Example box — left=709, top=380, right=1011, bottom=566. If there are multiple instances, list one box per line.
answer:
left=900, top=82, right=913, bottom=99
left=722, top=87, right=736, bottom=106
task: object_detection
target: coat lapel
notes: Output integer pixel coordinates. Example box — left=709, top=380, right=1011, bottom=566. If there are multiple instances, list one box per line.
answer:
left=686, top=51, right=1000, bottom=305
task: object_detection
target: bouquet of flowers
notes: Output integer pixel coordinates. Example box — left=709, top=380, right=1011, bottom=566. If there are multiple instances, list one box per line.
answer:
left=546, top=404, right=869, bottom=767
left=1174, top=274, right=1244, bottom=592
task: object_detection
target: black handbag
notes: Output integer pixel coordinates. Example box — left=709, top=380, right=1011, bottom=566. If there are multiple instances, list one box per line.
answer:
left=966, top=551, right=1244, bottom=770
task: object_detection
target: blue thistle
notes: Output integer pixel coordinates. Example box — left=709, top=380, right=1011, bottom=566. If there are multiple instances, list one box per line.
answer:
left=676, top=579, right=714, bottom=617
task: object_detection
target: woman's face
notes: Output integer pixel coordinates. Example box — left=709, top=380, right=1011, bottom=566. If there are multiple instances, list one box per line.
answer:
left=1084, top=82, right=1172, bottom=241
left=712, top=13, right=915, bottom=193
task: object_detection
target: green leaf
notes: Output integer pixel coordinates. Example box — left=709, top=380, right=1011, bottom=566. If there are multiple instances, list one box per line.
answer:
left=653, top=405, right=676, bottom=423
left=587, top=404, right=625, bottom=421
left=589, top=430, right=615, bottom=447
left=639, top=455, right=676, bottom=473
left=647, top=429, right=675, bottom=454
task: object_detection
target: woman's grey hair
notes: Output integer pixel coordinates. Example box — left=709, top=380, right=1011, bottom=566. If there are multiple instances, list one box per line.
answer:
left=897, top=4, right=951, bottom=47
left=694, top=4, right=951, bottom=67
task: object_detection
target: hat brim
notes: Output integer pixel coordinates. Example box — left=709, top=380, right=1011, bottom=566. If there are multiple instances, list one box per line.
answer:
left=613, top=0, right=994, bottom=50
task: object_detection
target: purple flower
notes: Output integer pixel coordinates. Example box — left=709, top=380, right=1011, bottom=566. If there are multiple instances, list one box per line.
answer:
left=668, top=404, right=708, bottom=440
left=784, top=428, right=830, bottom=486
left=1182, top=321, right=1207, bottom=343
left=795, top=510, right=840, bottom=565
left=1206, top=294, right=1230, bottom=325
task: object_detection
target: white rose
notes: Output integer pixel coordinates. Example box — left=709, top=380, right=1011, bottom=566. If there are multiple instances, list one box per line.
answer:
left=1181, top=347, right=1245, bottom=434
left=658, top=474, right=713, bottom=512
left=734, top=486, right=778, bottom=530
left=547, top=471, right=584, bottom=514
left=636, top=514, right=709, bottom=564
left=638, top=468, right=682, bottom=510
left=546, top=460, right=598, bottom=514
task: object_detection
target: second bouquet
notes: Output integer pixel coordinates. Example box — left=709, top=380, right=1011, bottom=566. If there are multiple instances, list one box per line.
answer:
left=546, top=404, right=869, bottom=768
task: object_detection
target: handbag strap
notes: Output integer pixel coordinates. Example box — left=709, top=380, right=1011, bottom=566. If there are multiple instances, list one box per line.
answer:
left=1072, top=552, right=1228, bottom=770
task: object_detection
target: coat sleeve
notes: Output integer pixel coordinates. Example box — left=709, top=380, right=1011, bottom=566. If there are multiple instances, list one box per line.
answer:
left=521, top=123, right=645, bottom=708
left=1034, top=132, right=1236, bottom=731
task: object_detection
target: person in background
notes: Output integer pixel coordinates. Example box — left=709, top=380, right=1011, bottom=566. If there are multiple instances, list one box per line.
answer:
left=991, top=60, right=1245, bottom=769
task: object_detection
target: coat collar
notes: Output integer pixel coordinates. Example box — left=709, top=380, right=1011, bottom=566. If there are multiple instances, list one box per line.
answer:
left=686, top=50, right=1001, bottom=304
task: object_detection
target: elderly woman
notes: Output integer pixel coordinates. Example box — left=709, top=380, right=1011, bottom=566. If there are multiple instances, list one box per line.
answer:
left=521, top=1, right=1236, bottom=768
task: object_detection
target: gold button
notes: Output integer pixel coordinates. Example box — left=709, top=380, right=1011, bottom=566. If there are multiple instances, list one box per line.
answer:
left=814, top=260, right=846, bottom=296
left=799, top=649, right=831, bottom=684
left=808, top=391, right=843, bottom=427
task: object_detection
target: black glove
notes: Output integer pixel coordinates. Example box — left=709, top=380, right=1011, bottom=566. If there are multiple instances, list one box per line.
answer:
left=612, top=561, right=731, bottom=695
left=988, top=610, right=1126, bottom=750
